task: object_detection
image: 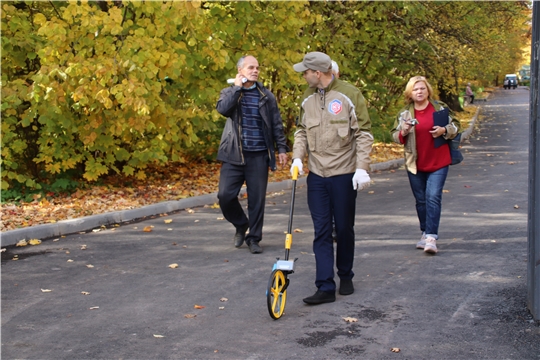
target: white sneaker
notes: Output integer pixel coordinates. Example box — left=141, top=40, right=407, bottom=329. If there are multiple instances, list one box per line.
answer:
left=424, top=236, right=438, bottom=254
left=416, top=233, right=426, bottom=249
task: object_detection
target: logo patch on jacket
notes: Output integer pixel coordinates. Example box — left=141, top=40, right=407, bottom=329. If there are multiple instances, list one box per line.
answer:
left=328, top=99, right=342, bottom=115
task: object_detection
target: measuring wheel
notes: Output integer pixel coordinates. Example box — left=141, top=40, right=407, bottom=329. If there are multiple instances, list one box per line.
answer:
left=266, top=269, right=289, bottom=319
left=266, top=166, right=299, bottom=320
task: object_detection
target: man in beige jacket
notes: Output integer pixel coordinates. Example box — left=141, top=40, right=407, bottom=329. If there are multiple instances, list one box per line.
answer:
left=291, top=52, right=373, bottom=305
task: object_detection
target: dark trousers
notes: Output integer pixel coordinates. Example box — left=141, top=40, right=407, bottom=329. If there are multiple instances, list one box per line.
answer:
left=307, top=172, right=357, bottom=293
left=217, top=151, right=269, bottom=244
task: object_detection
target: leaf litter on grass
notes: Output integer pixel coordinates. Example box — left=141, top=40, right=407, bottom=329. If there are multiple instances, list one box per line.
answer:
left=0, top=119, right=475, bottom=233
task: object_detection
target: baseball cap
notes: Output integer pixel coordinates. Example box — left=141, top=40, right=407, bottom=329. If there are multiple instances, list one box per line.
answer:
left=293, top=52, right=332, bottom=72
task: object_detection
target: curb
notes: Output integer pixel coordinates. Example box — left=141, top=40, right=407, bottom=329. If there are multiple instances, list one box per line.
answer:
left=0, top=108, right=481, bottom=247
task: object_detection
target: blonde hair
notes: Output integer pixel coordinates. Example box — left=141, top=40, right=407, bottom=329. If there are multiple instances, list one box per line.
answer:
left=403, top=76, right=434, bottom=104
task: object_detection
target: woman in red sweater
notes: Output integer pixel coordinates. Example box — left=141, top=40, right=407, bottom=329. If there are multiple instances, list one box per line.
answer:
left=391, top=76, right=461, bottom=254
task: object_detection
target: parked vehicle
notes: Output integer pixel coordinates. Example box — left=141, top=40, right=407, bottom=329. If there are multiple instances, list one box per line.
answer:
left=503, top=74, right=518, bottom=89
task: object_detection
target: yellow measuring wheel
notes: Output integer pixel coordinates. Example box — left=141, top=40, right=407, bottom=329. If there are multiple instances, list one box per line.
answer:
left=267, top=269, right=289, bottom=319
left=266, top=166, right=299, bottom=320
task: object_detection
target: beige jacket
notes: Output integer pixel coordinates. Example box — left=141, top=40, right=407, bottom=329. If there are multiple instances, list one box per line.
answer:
left=391, top=100, right=461, bottom=174
left=292, top=79, right=373, bottom=177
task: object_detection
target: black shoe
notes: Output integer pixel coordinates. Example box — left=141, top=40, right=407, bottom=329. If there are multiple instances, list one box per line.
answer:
left=303, top=290, right=336, bottom=305
left=248, top=241, right=263, bottom=254
left=234, top=224, right=249, bottom=248
left=339, top=279, right=354, bottom=295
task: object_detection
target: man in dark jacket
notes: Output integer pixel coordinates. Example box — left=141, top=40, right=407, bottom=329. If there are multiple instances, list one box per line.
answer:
left=216, top=55, right=289, bottom=254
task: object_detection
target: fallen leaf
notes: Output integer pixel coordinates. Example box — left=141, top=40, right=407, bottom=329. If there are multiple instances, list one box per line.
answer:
left=86, top=264, right=94, bottom=268
left=219, top=307, right=225, bottom=310
left=29, top=239, right=42, bottom=245
left=217, top=217, right=224, bottom=220
left=92, top=229, right=101, bottom=232
left=514, top=205, right=519, bottom=209
left=220, top=297, right=228, bottom=302
left=168, top=263, right=179, bottom=269
left=368, top=191, right=375, bottom=194
left=89, top=306, right=99, bottom=310
left=186, top=208, right=195, bottom=214
left=153, top=334, right=165, bottom=338
left=194, top=305, right=205, bottom=309
left=194, top=219, right=199, bottom=223
left=67, top=259, right=74, bottom=262
left=164, top=219, right=173, bottom=224
left=81, top=291, right=90, bottom=295
left=81, top=244, right=87, bottom=250
left=391, top=348, right=401, bottom=353
left=16, top=239, right=28, bottom=247
left=442, top=189, right=450, bottom=193
left=143, top=226, right=153, bottom=232
left=343, top=317, right=358, bottom=323
left=293, top=228, right=303, bottom=233
left=184, top=314, right=197, bottom=318
left=41, top=288, right=52, bottom=292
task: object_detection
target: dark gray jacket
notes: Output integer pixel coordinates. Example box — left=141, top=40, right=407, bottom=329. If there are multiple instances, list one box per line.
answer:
left=216, top=82, right=289, bottom=171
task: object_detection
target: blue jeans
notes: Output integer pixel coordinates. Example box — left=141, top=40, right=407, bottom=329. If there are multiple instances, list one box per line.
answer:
left=307, top=172, right=357, bottom=293
left=407, top=166, right=449, bottom=239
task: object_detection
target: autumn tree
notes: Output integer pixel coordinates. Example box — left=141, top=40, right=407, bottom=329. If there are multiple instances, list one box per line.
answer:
left=1, top=0, right=531, bottom=195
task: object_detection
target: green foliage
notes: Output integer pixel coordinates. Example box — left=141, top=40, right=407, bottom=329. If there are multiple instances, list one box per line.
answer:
left=1, top=1, right=531, bottom=192
left=1, top=170, right=80, bottom=204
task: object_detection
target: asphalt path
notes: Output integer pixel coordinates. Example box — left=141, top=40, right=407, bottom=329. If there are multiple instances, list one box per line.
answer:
left=2, top=87, right=539, bottom=359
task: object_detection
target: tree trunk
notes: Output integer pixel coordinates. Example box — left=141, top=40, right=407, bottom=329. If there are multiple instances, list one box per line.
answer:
left=437, top=79, right=462, bottom=112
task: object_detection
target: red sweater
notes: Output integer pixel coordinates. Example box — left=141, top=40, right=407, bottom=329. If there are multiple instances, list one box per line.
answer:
left=400, top=103, right=451, bottom=172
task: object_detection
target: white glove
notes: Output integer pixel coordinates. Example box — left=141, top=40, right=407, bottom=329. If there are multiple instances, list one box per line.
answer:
left=290, top=158, right=304, bottom=176
left=352, top=169, right=370, bottom=191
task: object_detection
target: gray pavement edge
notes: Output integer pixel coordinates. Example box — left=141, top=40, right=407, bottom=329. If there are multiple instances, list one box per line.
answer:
left=0, top=107, right=481, bottom=247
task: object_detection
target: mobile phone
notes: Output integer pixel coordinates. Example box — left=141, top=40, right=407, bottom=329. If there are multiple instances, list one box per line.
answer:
left=226, top=77, right=248, bottom=84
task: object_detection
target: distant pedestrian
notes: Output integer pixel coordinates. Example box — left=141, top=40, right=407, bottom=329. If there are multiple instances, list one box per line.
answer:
left=391, top=76, right=461, bottom=254
left=216, top=55, right=289, bottom=254
left=466, top=83, right=474, bottom=104
left=291, top=51, right=373, bottom=305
